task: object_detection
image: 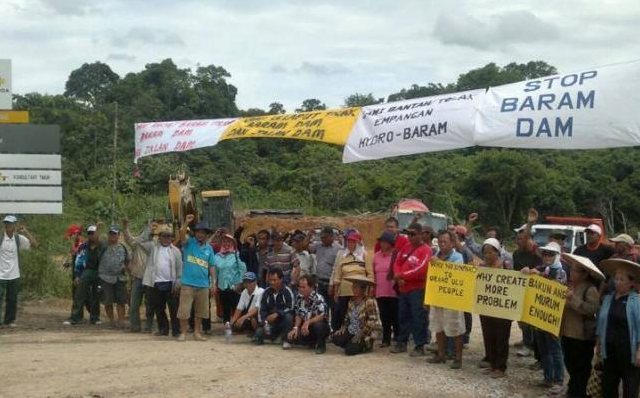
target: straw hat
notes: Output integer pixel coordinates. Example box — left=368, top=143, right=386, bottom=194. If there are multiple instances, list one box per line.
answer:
left=561, top=253, right=605, bottom=281
left=344, top=275, right=375, bottom=286
left=600, top=258, right=640, bottom=281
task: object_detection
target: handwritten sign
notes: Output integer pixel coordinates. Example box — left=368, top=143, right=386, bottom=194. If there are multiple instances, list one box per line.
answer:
left=521, top=274, right=567, bottom=336
left=424, top=260, right=477, bottom=312
left=474, top=268, right=527, bottom=320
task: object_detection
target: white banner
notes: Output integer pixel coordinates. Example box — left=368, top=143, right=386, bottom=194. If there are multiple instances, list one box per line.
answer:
left=134, top=118, right=238, bottom=163
left=342, top=90, right=484, bottom=163
left=475, top=60, right=640, bottom=148
left=0, top=59, right=11, bottom=110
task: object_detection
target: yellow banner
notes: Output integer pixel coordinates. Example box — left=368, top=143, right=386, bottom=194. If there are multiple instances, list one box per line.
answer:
left=474, top=268, right=527, bottom=320
left=0, top=111, right=29, bottom=124
left=219, top=107, right=361, bottom=145
left=424, top=260, right=477, bottom=312
left=521, top=274, right=567, bottom=336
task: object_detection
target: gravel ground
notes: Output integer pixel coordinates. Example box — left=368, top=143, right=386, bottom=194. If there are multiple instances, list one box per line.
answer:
left=0, top=299, right=553, bottom=398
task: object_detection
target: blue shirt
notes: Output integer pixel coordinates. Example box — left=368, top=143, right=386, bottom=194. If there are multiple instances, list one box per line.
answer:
left=214, top=252, right=247, bottom=291
left=436, top=249, right=464, bottom=264
left=181, top=237, right=215, bottom=288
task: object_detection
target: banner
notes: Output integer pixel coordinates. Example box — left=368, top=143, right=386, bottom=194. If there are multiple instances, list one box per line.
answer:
left=521, top=275, right=567, bottom=336
left=474, top=268, right=527, bottom=321
left=342, top=90, right=484, bottom=163
left=425, top=264, right=568, bottom=335
left=0, top=59, right=11, bottom=110
left=424, top=260, right=477, bottom=312
left=219, top=107, right=360, bottom=145
left=134, top=118, right=237, bottom=163
left=475, top=60, right=640, bottom=149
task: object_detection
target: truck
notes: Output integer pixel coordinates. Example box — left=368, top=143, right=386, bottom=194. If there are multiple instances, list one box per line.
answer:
left=391, top=198, right=448, bottom=233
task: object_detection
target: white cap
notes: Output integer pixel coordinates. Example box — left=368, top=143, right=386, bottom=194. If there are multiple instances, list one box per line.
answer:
left=3, top=215, right=17, bottom=223
left=482, top=238, right=502, bottom=252
left=610, top=233, right=635, bottom=246
left=540, top=241, right=562, bottom=254
left=585, top=224, right=602, bottom=236
left=87, top=225, right=97, bottom=232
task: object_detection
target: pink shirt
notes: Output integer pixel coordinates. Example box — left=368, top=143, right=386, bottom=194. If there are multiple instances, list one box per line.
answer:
left=373, top=251, right=397, bottom=298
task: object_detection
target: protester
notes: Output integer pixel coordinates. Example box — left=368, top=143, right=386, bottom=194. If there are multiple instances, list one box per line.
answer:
left=428, top=230, right=466, bottom=369
left=522, top=242, right=566, bottom=395
left=177, top=215, right=216, bottom=342
left=98, top=225, right=131, bottom=329
left=373, top=230, right=399, bottom=347
left=138, top=224, right=183, bottom=337
left=291, top=232, right=316, bottom=286
left=214, top=234, right=247, bottom=324
left=611, top=233, right=638, bottom=262
left=374, top=217, right=409, bottom=252
left=332, top=275, right=379, bottom=356
left=512, top=229, right=542, bottom=361
left=230, top=272, right=264, bottom=334
left=332, top=230, right=371, bottom=331
left=64, top=225, right=101, bottom=325
left=255, top=268, right=295, bottom=348
left=123, top=220, right=155, bottom=333
left=234, top=218, right=260, bottom=275
left=573, top=223, right=614, bottom=267
left=597, top=258, right=640, bottom=398
left=0, top=215, right=36, bottom=327
left=287, top=275, right=330, bottom=354
left=464, top=212, right=512, bottom=263
left=453, top=226, right=474, bottom=348
left=256, top=229, right=271, bottom=285
left=309, top=226, right=341, bottom=328
left=561, top=253, right=603, bottom=398
left=390, top=223, right=431, bottom=357
left=265, top=231, right=299, bottom=289
left=64, top=224, right=84, bottom=299
left=421, top=225, right=436, bottom=255
left=477, top=238, right=512, bottom=378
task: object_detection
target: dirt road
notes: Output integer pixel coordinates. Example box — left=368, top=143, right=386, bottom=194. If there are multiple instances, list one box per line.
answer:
left=0, top=300, right=547, bottom=398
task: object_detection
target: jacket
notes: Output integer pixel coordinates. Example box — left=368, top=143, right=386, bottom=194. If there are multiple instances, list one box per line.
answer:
left=597, top=290, right=640, bottom=365
left=393, top=243, right=431, bottom=294
left=259, top=286, right=295, bottom=322
left=139, top=240, right=183, bottom=288
left=560, top=282, right=600, bottom=340
left=123, top=225, right=151, bottom=279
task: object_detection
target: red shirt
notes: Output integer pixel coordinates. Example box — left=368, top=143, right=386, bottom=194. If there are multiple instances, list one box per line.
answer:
left=374, top=234, right=410, bottom=253
left=393, top=243, right=431, bottom=294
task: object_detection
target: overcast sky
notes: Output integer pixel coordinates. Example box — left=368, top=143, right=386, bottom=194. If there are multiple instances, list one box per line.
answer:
left=1, top=0, right=639, bottom=112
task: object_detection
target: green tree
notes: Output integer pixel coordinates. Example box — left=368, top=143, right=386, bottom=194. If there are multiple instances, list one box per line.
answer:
left=64, top=62, right=120, bottom=106
left=268, top=102, right=286, bottom=114
left=295, top=98, right=326, bottom=112
left=343, top=93, right=382, bottom=107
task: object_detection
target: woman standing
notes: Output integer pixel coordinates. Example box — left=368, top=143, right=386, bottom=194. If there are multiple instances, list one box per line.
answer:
left=478, top=238, right=512, bottom=378
left=332, top=230, right=372, bottom=330
left=332, top=275, right=380, bottom=355
left=214, top=234, right=247, bottom=324
left=373, top=231, right=398, bottom=347
left=597, top=258, right=640, bottom=398
left=560, top=253, right=602, bottom=398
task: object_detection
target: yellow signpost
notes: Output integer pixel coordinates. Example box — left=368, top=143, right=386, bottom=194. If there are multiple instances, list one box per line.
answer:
left=0, top=111, right=29, bottom=124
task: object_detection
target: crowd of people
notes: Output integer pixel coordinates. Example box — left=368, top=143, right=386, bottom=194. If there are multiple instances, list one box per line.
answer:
left=2, top=210, right=640, bottom=397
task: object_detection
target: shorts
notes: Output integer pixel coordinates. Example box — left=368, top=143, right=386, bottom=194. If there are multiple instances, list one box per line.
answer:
left=101, top=280, right=127, bottom=305
left=429, top=306, right=465, bottom=337
left=177, top=285, right=210, bottom=319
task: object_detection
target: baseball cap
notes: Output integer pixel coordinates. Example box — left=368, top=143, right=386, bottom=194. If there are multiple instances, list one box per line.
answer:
left=540, top=242, right=562, bottom=255
left=87, top=225, right=97, bottom=233
left=109, top=225, right=120, bottom=234
left=291, top=232, right=306, bottom=242
left=3, top=215, right=17, bottom=223
left=243, top=272, right=257, bottom=282
left=378, top=230, right=396, bottom=245
left=585, top=224, right=602, bottom=236
left=404, top=222, right=423, bottom=234
left=482, top=238, right=502, bottom=252
left=611, top=233, right=635, bottom=246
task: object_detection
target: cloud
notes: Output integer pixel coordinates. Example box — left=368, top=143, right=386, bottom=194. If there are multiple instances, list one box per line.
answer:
left=433, top=10, right=560, bottom=50
left=271, top=61, right=351, bottom=76
left=110, top=27, right=185, bottom=47
left=106, top=53, right=136, bottom=62
left=38, top=0, right=99, bottom=15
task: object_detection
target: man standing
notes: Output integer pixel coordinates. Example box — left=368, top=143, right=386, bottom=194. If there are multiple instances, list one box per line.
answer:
left=0, top=215, right=36, bottom=327
left=374, top=217, right=409, bottom=252
left=98, top=225, right=131, bottom=329
left=573, top=224, right=614, bottom=267
left=287, top=275, right=330, bottom=354
left=390, top=223, right=431, bottom=357
left=291, top=232, right=316, bottom=286
left=255, top=268, right=295, bottom=348
left=140, top=225, right=183, bottom=337
left=123, top=220, right=154, bottom=333
left=609, top=233, right=636, bottom=262
left=230, top=272, right=264, bottom=334
left=427, top=231, right=466, bottom=369
left=177, top=214, right=216, bottom=342
left=256, top=229, right=271, bottom=286
left=64, top=225, right=102, bottom=325
left=309, top=227, right=341, bottom=328
left=464, top=213, right=512, bottom=263
left=265, top=231, right=299, bottom=289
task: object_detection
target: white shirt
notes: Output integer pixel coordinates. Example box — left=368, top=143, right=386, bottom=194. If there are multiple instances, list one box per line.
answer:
left=155, top=246, right=173, bottom=283
left=236, top=286, right=265, bottom=312
left=0, top=233, right=30, bottom=280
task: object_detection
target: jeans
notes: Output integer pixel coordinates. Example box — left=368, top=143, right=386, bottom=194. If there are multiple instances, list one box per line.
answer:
left=397, top=289, right=428, bottom=347
left=129, top=277, right=153, bottom=331
left=535, top=330, right=564, bottom=384
left=287, top=319, right=330, bottom=349
left=255, top=313, right=293, bottom=343
left=0, top=278, right=19, bottom=324
left=147, top=283, right=180, bottom=336
left=70, top=269, right=101, bottom=323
